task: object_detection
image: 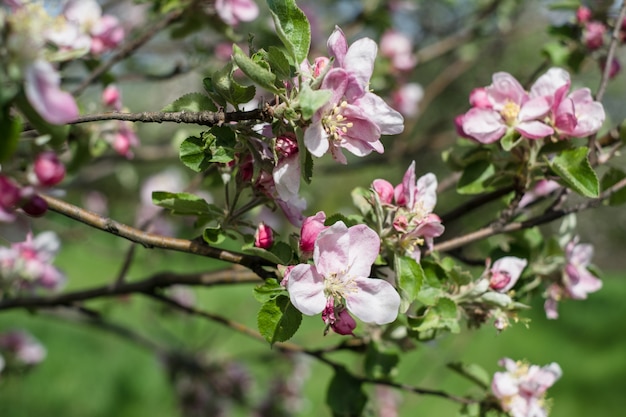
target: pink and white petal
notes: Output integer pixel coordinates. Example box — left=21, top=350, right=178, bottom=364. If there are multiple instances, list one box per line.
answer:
left=515, top=121, right=553, bottom=139
left=346, top=225, right=380, bottom=277
left=273, top=154, right=301, bottom=202
left=345, top=277, right=400, bottom=324
left=530, top=67, right=570, bottom=99
left=344, top=38, right=377, bottom=89
left=287, top=264, right=327, bottom=315
left=341, top=138, right=377, bottom=157
left=355, top=93, right=404, bottom=135
left=303, top=120, right=329, bottom=157
left=25, top=61, right=79, bottom=125
left=330, top=144, right=348, bottom=164
left=231, top=0, right=259, bottom=22
left=327, top=26, right=348, bottom=67
left=416, top=173, right=438, bottom=213
left=461, top=108, right=507, bottom=144
left=321, top=68, right=351, bottom=103
left=487, top=72, right=527, bottom=107
left=492, top=256, right=527, bottom=292
left=399, top=161, right=417, bottom=209
left=491, top=372, right=519, bottom=398
left=572, top=102, right=605, bottom=137
left=314, top=222, right=350, bottom=276
left=372, top=179, right=394, bottom=204
left=518, top=96, right=550, bottom=121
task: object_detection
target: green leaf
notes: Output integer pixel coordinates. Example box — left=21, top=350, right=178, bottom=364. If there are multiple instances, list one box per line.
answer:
left=298, top=83, right=332, bottom=120
left=267, top=46, right=293, bottom=78
left=253, top=279, right=286, bottom=303
left=542, top=41, right=572, bottom=67
left=413, top=297, right=460, bottom=334
left=395, top=255, right=424, bottom=313
left=266, top=0, right=311, bottom=64
left=179, top=135, right=211, bottom=172
left=162, top=92, right=217, bottom=112
left=326, top=366, right=367, bottom=417
left=207, top=126, right=236, bottom=163
left=0, top=110, right=22, bottom=163
left=211, top=62, right=257, bottom=106
left=364, top=341, right=399, bottom=380
left=203, top=77, right=227, bottom=107
left=203, top=225, right=226, bottom=245
left=257, top=295, right=302, bottom=344
left=457, top=160, right=497, bottom=195
left=243, top=241, right=293, bottom=265
left=500, top=129, right=522, bottom=151
left=152, top=191, right=223, bottom=217
left=549, top=147, right=599, bottom=198
left=601, top=168, right=626, bottom=206
left=232, top=44, right=281, bottom=95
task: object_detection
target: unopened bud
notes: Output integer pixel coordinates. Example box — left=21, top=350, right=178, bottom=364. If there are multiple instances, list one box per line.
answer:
left=254, top=222, right=273, bottom=249
left=33, top=152, right=65, bottom=187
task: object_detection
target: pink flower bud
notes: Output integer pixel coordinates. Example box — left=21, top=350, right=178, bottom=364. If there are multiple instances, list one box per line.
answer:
left=90, top=15, right=124, bottom=54
left=600, top=56, right=621, bottom=79
left=0, top=176, right=21, bottom=210
left=372, top=179, right=394, bottom=204
left=330, top=308, right=357, bottom=336
left=21, top=195, right=48, bottom=217
left=469, top=87, right=491, bottom=108
left=33, top=152, right=65, bottom=187
left=576, top=6, right=592, bottom=24
left=454, top=114, right=471, bottom=138
left=489, top=271, right=512, bottom=291
left=102, top=85, right=122, bottom=110
left=392, top=83, right=424, bottom=117
left=275, top=133, right=298, bottom=160
left=254, top=222, right=273, bottom=249
left=313, top=57, right=330, bottom=77
left=299, top=211, right=327, bottom=255
left=583, top=21, right=606, bottom=50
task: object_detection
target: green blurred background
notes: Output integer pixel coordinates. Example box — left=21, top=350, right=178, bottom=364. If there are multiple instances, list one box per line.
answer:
left=2, top=0, right=626, bottom=415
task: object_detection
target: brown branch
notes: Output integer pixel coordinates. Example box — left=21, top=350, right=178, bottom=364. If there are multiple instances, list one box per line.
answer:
left=432, top=177, right=626, bottom=253
left=40, top=194, right=274, bottom=277
left=596, top=1, right=626, bottom=102
left=0, top=267, right=259, bottom=312
left=72, top=8, right=185, bottom=96
left=69, top=108, right=269, bottom=127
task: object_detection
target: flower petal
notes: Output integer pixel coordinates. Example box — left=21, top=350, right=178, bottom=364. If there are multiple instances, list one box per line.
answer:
left=345, top=277, right=400, bottom=324
left=346, top=224, right=380, bottom=277
left=344, top=38, right=377, bottom=89
left=515, top=121, right=553, bottom=139
left=25, top=61, right=79, bottom=125
left=461, top=108, right=506, bottom=144
left=287, top=264, right=326, bottom=315
left=327, top=26, right=348, bottom=68
left=314, top=222, right=350, bottom=277
left=303, top=119, right=329, bottom=157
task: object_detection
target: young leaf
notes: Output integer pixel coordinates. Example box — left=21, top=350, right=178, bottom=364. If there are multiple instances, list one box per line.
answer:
left=267, top=46, right=293, bottom=78
left=211, top=62, right=257, bottom=106
left=162, top=92, right=217, bottom=112
left=203, top=225, right=226, bottom=245
left=326, top=366, right=368, bottom=417
left=179, top=135, right=211, bottom=172
left=257, top=295, right=302, bottom=344
left=253, top=279, right=286, bottom=303
left=395, top=255, right=424, bottom=313
left=298, top=83, right=331, bottom=120
left=207, top=127, right=236, bottom=163
left=152, top=191, right=223, bottom=217
left=232, top=44, right=282, bottom=95
left=266, top=0, right=311, bottom=64
left=549, top=147, right=599, bottom=198
left=413, top=297, right=460, bottom=334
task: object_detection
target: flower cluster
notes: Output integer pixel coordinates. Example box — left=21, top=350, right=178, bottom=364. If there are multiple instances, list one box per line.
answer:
left=492, top=358, right=562, bottom=417
left=544, top=237, right=602, bottom=320
left=1, top=0, right=125, bottom=125
left=371, top=161, right=444, bottom=262
left=99, top=85, right=140, bottom=158
left=286, top=221, right=401, bottom=335
left=0, top=330, right=46, bottom=373
left=304, top=27, right=404, bottom=164
left=0, top=231, right=65, bottom=294
left=456, top=68, right=605, bottom=144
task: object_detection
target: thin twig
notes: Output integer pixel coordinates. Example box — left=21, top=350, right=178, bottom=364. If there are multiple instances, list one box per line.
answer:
left=596, top=1, right=626, bottom=102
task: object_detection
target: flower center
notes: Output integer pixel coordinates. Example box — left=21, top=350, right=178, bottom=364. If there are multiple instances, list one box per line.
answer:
left=500, top=100, right=520, bottom=125
left=324, top=271, right=358, bottom=300
left=322, top=101, right=354, bottom=143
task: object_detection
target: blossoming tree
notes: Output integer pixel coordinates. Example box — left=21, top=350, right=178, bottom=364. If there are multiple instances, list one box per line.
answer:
left=0, top=0, right=624, bottom=416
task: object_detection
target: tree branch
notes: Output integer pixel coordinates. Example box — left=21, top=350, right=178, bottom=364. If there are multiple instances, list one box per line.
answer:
left=40, top=194, right=275, bottom=277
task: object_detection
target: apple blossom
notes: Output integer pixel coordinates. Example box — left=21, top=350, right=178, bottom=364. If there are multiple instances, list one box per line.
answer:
left=299, top=211, right=328, bottom=257
left=0, top=330, right=46, bottom=366
left=24, top=60, right=79, bottom=125
left=63, top=0, right=125, bottom=55
left=392, top=83, right=424, bottom=117
left=380, top=30, right=416, bottom=72
left=32, top=152, right=65, bottom=187
left=582, top=21, right=605, bottom=50
left=0, top=176, right=21, bottom=222
left=488, top=257, right=527, bottom=292
left=576, top=6, right=591, bottom=24
left=102, top=85, right=122, bottom=110
left=287, top=222, right=400, bottom=326
left=215, top=0, right=259, bottom=26
left=492, top=358, right=562, bottom=417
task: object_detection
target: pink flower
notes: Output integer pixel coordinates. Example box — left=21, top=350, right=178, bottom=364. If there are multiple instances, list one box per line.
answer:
left=254, top=222, right=273, bottom=249
left=600, top=56, right=621, bottom=79
left=461, top=72, right=553, bottom=143
left=576, top=6, right=592, bottom=24
left=63, top=0, right=125, bottom=54
left=0, top=330, right=46, bottom=365
left=563, top=239, right=602, bottom=300
left=287, top=222, right=400, bottom=325
left=24, top=60, right=79, bottom=125
left=0, top=231, right=65, bottom=291
left=215, top=0, right=259, bottom=26
left=32, top=152, right=65, bottom=187
left=304, top=27, right=404, bottom=163
left=492, top=358, right=562, bottom=417
left=583, top=21, right=605, bottom=50
left=519, top=180, right=560, bottom=208
left=0, top=176, right=21, bottom=222
left=488, top=257, right=527, bottom=292
left=299, top=211, right=328, bottom=256
left=380, top=30, right=416, bottom=72
left=392, top=83, right=424, bottom=117
left=322, top=300, right=357, bottom=336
